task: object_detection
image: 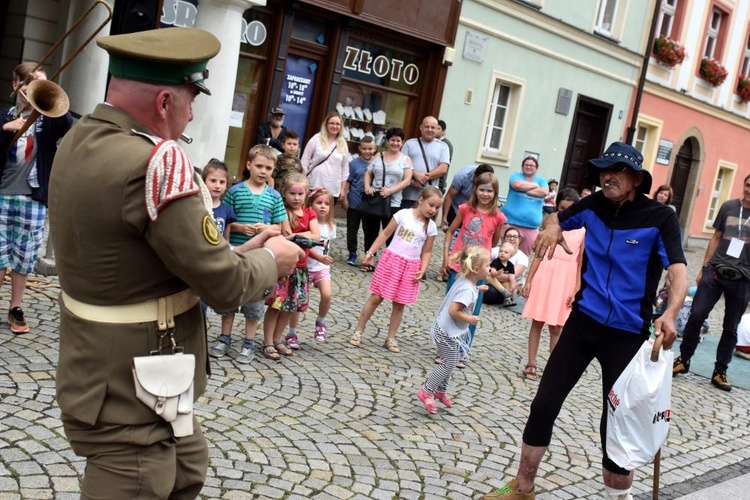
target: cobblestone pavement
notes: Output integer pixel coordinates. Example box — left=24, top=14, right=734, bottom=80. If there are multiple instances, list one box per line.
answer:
left=0, top=221, right=748, bottom=499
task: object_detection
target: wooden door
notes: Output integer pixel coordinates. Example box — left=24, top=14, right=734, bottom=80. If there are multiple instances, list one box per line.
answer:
left=670, top=140, right=693, bottom=216
left=560, top=96, right=612, bottom=193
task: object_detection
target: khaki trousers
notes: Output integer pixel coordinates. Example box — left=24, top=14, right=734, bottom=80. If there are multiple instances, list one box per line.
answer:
left=62, top=416, right=207, bottom=499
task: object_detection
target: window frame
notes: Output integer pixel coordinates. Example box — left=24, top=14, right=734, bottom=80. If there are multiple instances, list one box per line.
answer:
left=595, top=0, right=619, bottom=37
left=705, top=161, right=737, bottom=230
left=656, top=0, right=678, bottom=38
left=476, top=71, right=525, bottom=167
left=633, top=114, right=664, bottom=172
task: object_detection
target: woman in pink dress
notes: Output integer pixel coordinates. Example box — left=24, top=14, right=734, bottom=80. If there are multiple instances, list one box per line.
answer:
left=520, top=188, right=585, bottom=380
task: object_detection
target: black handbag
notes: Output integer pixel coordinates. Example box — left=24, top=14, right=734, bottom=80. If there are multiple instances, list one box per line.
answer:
left=358, top=153, right=391, bottom=219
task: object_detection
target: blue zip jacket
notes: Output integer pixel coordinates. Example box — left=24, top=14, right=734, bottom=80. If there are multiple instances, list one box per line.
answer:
left=559, top=191, right=685, bottom=335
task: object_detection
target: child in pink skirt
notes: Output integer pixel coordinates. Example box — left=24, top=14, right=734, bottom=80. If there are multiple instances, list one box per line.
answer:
left=521, top=188, right=585, bottom=380
left=349, top=186, right=442, bottom=353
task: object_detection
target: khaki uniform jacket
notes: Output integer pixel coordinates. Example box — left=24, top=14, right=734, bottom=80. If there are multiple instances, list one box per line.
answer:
left=49, top=104, right=277, bottom=428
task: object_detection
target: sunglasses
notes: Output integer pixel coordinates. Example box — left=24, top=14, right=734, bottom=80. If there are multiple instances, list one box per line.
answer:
left=602, top=164, right=628, bottom=174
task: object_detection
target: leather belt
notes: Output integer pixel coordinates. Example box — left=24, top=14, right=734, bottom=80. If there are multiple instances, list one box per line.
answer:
left=61, top=289, right=199, bottom=328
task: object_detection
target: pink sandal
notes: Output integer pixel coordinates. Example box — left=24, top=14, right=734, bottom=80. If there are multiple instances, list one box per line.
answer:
left=417, top=388, right=437, bottom=414
left=434, top=391, right=453, bottom=408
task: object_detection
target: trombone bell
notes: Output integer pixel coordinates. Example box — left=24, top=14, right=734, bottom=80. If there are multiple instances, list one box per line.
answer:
left=25, top=79, right=70, bottom=118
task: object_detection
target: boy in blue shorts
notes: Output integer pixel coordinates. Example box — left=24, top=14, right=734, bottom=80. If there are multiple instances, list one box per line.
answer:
left=209, top=145, right=289, bottom=364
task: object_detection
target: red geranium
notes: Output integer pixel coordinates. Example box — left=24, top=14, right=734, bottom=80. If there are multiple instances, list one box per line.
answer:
left=738, top=76, right=750, bottom=102
left=700, top=58, right=729, bottom=86
left=652, top=37, right=687, bottom=68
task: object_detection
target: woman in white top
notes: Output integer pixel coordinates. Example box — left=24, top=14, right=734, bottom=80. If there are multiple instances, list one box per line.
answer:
left=302, top=112, right=350, bottom=200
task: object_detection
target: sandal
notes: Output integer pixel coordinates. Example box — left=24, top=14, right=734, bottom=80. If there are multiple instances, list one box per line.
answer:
left=349, top=331, right=362, bottom=346
left=384, top=338, right=400, bottom=353
left=359, top=264, right=375, bottom=273
left=274, top=341, right=293, bottom=356
left=261, top=344, right=280, bottom=362
left=416, top=388, right=437, bottom=414
left=523, top=364, right=538, bottom=380
left=456, top=358, right=466, bottom=369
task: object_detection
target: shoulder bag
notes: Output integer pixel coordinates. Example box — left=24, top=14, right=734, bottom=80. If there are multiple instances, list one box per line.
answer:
left=358, top=153, right=391, bottom=219
left=306, top=141, right=336, bottom=177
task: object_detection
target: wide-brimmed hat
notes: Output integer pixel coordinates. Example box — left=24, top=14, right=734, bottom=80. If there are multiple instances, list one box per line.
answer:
left=586, top=141, right=652, bottom=194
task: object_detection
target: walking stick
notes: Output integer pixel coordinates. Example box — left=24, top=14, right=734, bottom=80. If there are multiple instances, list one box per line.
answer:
left=653, top=448, right=661, bottom=500
left=651, top=336, right=664, bottom=500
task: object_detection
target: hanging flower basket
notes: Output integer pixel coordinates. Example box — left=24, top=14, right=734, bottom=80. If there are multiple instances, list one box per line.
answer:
left=699, top=58, right=728, bottom=86
left=737, top=76, right=750, bottom=102
left=652, top=37, right=687, bottom=68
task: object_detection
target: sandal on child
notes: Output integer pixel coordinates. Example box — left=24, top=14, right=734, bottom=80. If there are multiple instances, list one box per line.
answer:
left=456, top=358, right=466, bottom=369
left=359, top=264, right=375, bottom=273
left=384, top=338, right=400, bottom=353
left=434, top=391, right=453, bottom=408
left=416, top=388, right=438, bottom=414
left=349, top=331, right=363, bottom=347
left=523, top=364, right=538, bottom=380
left=261, top=344, right=280, bottom=362
left=274, top=341, right=293, bottom=356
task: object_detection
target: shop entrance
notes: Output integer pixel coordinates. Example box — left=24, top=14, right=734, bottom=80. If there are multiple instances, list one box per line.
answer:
left=560, top=96, right=612, bottom=193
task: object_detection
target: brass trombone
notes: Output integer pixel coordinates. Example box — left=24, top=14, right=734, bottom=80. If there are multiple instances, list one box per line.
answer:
left=10, top=0, right=113, bottom=145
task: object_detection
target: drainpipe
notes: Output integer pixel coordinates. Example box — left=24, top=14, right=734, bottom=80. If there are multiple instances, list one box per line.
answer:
left=625, top=0, right=662, bottom=144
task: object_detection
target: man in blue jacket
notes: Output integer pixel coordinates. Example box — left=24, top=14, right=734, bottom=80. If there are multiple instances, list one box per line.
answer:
left=484, top=142, right=687, bottom=500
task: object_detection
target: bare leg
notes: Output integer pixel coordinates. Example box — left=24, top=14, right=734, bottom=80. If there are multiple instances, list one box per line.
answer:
left=9, top=271, right=27, bottom=309
left=289, top=311, right=299, bottom=329
left=220, top=314, right=235, bottom=337
left=273, top=311, right=292, bottom=343
left=317, top=280, right=332, bottom=318
left=263, top=308, right=280, bottom=346
left=244, top=319, right=259, bottom=342
left=549, top=325, right=562, bottom=352
left=527, top=320, right=544, bottom=367
left=386, top=302, right=405, bottom=341
left=515, top=442, right=547, bottom=492
left=356, top=294, right=384, bottom=332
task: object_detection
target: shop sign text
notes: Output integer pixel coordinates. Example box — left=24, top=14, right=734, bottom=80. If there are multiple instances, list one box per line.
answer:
left=343, top=46, right=419, bottom=86
left=161, top=0, right=266, bottom=46
left=285, top=75, right=312, bottom=106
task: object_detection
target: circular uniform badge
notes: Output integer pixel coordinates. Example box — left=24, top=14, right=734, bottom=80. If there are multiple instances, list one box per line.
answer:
left=202, top=215, right=221, bottom=245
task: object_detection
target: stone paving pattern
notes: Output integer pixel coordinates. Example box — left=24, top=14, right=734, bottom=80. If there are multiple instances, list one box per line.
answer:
left=0, top=220, right=748, bottom=499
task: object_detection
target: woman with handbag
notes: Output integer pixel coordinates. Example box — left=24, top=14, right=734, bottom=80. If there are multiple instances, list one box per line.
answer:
left=359, top=127, right=413, bottom=272
left=301, top=112, right=350, bottom=201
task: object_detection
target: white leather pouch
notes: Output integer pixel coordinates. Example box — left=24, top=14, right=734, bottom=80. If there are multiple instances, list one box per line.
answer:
left=132, top=353, right=195, bottom=437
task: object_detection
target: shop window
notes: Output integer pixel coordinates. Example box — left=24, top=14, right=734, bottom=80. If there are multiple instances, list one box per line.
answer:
left=633, top=115, right=663, bottom=171
left=703, top=6, right=729, bottom=60
left=337, top=38, right=421, bottom=152
left=595, top=0, right=618, bottom=37
left=292, top=16, right=327, bottom=45
left=706, top=162, right=736, bottom=228
left=479, top=72, right=524, bottom=165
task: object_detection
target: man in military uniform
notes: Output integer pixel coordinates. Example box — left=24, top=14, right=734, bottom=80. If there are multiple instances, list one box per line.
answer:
left=49, top=28, right=302, bottom=498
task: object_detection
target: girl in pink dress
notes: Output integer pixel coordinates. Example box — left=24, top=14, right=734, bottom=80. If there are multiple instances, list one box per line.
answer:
left=521, top=188, right=585, bottom=380
left=349, top=187, right=442, bottom=353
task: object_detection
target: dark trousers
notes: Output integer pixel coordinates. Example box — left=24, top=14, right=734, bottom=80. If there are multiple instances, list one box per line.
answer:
left=399, top=199, right=416, bottom=211
left=680, top=263, right=750, bottom=372
left=346, top=209, right=364, bottom=254
left=362, top=213, right=390, bottom=251
left=522, top=309, right=646, bottom=475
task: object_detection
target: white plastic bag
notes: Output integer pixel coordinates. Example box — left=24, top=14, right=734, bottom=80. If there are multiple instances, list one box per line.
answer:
left=606, top=340, right=673, bottom=470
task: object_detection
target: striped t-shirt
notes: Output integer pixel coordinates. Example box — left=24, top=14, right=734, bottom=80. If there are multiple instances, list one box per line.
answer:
left=224, top=182, right=288, bottom=246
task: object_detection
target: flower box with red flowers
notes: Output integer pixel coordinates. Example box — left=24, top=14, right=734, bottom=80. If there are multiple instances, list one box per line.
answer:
left=737, top=76, right=750, bottom=102
left=699, top=58, right=728, bottom=87
left=652, top=37, right=687, bottom=68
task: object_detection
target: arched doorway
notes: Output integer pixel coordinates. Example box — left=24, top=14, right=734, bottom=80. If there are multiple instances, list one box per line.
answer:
left=670, top=140, right=693, bottom=216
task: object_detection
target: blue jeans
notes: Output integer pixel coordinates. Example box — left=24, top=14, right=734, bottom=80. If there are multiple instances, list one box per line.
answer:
left=679, top=263, right=750, bottom=373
